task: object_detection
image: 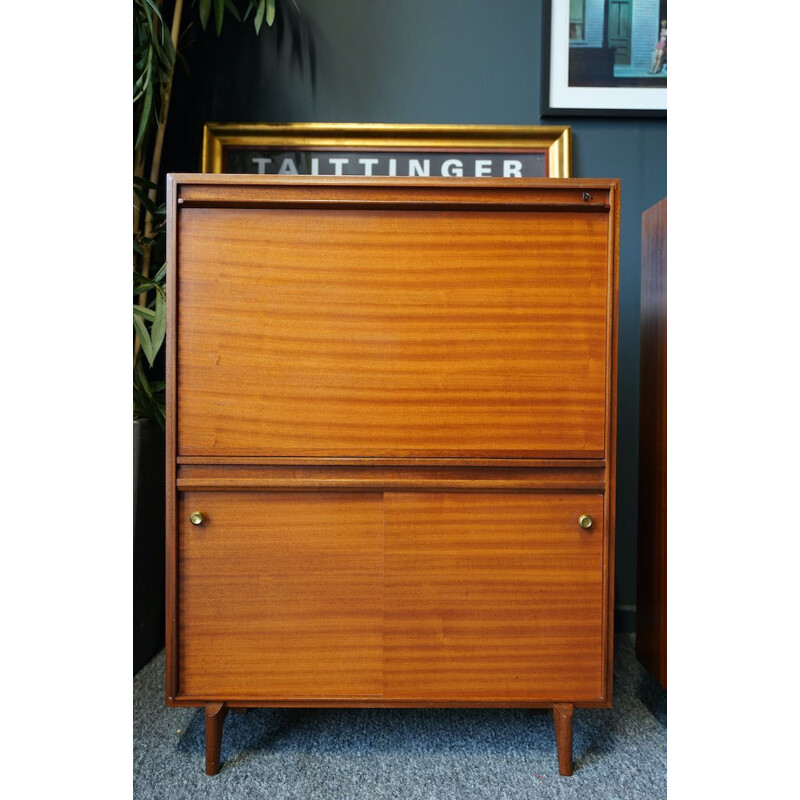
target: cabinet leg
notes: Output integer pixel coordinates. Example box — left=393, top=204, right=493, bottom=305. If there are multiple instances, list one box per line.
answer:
left=552, top=703, right=574, bottom=776
left=205, top=702, right=228, bottom=776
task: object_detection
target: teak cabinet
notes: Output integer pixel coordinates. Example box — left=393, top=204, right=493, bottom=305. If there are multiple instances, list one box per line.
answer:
left=166, top=175, right=620, bottom=777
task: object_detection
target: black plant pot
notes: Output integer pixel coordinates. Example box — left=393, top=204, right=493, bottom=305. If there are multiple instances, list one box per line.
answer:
left=133, top=418, right=166, bottom=674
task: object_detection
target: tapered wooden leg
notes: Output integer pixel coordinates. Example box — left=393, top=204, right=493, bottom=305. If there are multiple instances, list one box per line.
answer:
left=205, top=702, right=228, bottom=776
left=552, top=703, right=574, bottom=776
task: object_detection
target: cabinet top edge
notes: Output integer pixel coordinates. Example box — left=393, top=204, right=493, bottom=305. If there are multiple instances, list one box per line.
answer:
left=167, top=173, right=620, bottom=190
left=167, top=175, right=620, bottom=212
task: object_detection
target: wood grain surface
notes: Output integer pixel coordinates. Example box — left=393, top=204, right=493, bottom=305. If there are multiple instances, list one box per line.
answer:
left=384, top=493, right=605, bottom=701
left=177, top=207, right=608, bottom=458
left=177, top=492, right=383, bottom=699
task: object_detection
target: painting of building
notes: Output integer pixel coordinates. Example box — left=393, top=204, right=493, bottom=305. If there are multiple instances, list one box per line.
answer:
left=568, top=0, right=666, bottom=87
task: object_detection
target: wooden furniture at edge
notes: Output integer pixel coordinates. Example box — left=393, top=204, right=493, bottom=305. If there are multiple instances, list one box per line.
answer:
left=636, top=197, right=667, bottom=688
left=165, top=175, right=620, bottom=777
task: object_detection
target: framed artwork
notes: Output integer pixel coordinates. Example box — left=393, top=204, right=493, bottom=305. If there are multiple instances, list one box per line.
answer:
left=201, top=123, right=572, bottom=178
left=542, top=0, right=667, bottom=117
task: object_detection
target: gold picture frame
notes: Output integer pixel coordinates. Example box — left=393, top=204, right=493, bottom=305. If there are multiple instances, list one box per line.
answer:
left=201, top=123, right=572, bottom=178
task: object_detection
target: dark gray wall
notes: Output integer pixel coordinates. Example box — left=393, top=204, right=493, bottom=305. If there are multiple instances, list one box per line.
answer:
left=164, top=0, right=667, bottom=632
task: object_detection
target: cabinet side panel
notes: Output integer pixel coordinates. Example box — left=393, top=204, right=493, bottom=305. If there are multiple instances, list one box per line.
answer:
left=177, top=207, right=608, bottom=458
left=636, top=197, right=667, bottom=688
left=177, top=492, right=384, bottom=699
left=384, top=492, right=606, bottom=701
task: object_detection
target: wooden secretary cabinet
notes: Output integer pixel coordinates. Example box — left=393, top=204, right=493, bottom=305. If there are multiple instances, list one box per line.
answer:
left=166, top=175, right=619, bottom=777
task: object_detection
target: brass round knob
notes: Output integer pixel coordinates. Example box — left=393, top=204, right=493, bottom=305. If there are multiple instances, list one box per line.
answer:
left=578, top=514, right=593, bottom=530
left=189, top=511, right=205, bottom=526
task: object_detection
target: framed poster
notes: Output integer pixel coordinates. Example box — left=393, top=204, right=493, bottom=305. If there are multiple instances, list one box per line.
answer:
left=201, top=123, right=572, bottom=178
left=542, top=0, right=667, bottom=117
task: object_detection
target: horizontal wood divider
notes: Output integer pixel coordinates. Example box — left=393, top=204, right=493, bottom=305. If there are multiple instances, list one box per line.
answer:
left=177, top=198, right=610, bottom=213
left=176, top=479, right=605, bottom=492
left=177, top=457, right=607, bottom=467
left=176, top=465, right=606, bottom=492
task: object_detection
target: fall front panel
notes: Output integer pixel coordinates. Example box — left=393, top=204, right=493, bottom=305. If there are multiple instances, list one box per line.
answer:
left=176, top=207, right=609, bottom=458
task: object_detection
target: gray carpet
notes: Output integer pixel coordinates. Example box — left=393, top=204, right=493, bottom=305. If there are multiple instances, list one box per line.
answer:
left=133, top=634, right=666, bottom=799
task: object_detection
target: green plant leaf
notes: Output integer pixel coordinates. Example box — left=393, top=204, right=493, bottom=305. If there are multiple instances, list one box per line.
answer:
left=133, top=267, right=164, bottom=282
left=133, top=175, right=159, bottom=193
left=141, top=0, right=165, bottom=24
left=133, top=271, right=160, bottom=293
left=151, top=289, right=167, bottom=359
left=200, top=0, right=212, bottom=29
left=132, top=49, right=151, bottom=104
left=155, top=21, right=176, bottom=64
left=135, top=359, right=152, bottom=397
left=225, top=0, right=242, bottom=22
left=133, top=305, right=157, bottom=321
left=134, top=316, right=156, bottom=366
left=135, top=83, right=153, bottom=149
left=152, top=399, right=166, bottom=430
left=134, top=358, right=166, bottom=429
left=132, top=186, right=163, bottom=217
left=151, top=261, right=168, bottom=283
left=215, top=0, right=225, bottom=35
left=254, top=0, right=265, bottom=33
left=267, top=0, right=276, bottom=26
left=138, top=0, right=155, bottom=30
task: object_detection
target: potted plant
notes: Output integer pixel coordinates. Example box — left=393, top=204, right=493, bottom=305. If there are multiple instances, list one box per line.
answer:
left=133, top=0, right=311, bottom=672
